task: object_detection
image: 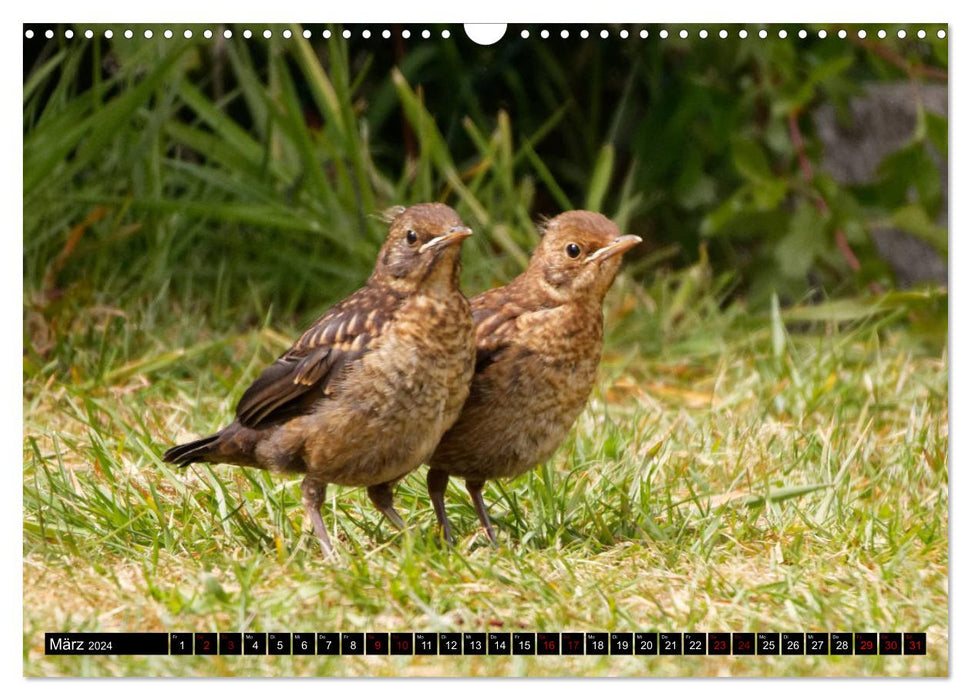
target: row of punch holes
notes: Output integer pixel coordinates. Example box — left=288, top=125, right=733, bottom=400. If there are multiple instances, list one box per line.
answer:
left=24, top=26, right=948, bottom=42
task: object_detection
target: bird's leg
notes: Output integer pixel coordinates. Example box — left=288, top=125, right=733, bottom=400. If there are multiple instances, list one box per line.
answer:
left=300, top=478, right=334, bottom=558
left=426, top=468, right=454, bottom=545
left=466, top=480, right=497, bottom=545
left=366, top=482, right=407, bottom=531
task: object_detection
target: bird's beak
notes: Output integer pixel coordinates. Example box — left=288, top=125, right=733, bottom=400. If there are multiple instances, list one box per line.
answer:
left=585, top=234, right=642, bottom=264
left=419, top=226, right=474, bottom=254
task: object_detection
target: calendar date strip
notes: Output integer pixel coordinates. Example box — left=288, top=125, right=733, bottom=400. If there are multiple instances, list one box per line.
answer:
left=45, top=631, right=927, bottom=656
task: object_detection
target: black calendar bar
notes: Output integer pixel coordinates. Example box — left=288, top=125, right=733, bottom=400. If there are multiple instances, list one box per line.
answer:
left=45, top=633, right=168, bottom=655
left=43, top=631, right=929, bottom=656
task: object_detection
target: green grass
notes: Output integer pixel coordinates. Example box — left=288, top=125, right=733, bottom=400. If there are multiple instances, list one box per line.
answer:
left=23, top=27, right=948, bottom=677
left=23, top=265, right=948, bottom=676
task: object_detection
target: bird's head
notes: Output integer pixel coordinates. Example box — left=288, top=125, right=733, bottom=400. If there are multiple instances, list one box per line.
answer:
left=371, top=203, right=473, bottom=294
left=526, top=211, right=641, bottom=304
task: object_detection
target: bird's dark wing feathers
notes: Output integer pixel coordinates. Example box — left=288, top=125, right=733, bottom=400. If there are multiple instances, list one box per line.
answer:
left=235, top=286, right=396, bottom=429
left=471, top=288, right=528, bottom=374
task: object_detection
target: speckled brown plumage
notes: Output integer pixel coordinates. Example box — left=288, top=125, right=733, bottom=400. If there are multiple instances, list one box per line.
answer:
left=426, top=210, right=641, bottom=544
left=163, top=203, right=476, bottom=556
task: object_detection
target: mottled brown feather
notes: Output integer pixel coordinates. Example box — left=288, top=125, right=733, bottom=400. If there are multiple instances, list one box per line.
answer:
left=235, top=285, right=398, bottom=428
left=468, top=288, right=526, bottom=373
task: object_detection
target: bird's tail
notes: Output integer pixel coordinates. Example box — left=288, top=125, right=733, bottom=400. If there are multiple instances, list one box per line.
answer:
left=162, top=433, right=221, bottom=468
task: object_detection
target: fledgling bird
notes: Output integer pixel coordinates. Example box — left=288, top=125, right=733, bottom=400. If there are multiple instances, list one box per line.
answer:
left=425, top=211, right=641, bottom=544
left=163, top=203, right=476, bottom=557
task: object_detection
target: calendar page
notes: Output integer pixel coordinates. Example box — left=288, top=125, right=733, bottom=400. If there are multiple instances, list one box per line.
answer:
left=23, top=19, right=948, bottom=678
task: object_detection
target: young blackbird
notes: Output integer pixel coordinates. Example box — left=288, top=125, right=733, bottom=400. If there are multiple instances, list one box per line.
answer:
left=163, top=203, right=476, bottom=556
left=425, top=211, right=641, bottom=544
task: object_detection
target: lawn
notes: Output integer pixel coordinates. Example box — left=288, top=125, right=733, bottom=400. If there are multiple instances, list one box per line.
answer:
left=23, top=265, right=948, bottom=676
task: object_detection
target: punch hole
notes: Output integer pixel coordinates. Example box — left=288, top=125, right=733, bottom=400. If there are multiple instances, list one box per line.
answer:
left=464, top=24, right=506, bottom=45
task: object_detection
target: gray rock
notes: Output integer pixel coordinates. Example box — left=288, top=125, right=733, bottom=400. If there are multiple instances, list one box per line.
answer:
left=813, top=82, right=947, bottom=287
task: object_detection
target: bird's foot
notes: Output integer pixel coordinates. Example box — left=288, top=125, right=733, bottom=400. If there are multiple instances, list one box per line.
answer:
left=315, top=531, right=336, bottom=558
left=367, top=483, right=410, bottom=534
left=466, top=480, right=498, bottom=546
left=301, top=478, right=335, bottom=559
left=427, top=468, right=456, bottom=546
left=383, top=506, right=408, bottom=532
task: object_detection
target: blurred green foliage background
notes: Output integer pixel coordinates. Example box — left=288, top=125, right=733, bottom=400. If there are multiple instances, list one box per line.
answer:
left=23, top=23, right=947, bottom=340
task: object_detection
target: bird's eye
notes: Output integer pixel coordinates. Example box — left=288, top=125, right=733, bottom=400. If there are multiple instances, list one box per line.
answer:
left=565, top=243, right=581, bottom=259
left=406, top=230, right=418, bottom=245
